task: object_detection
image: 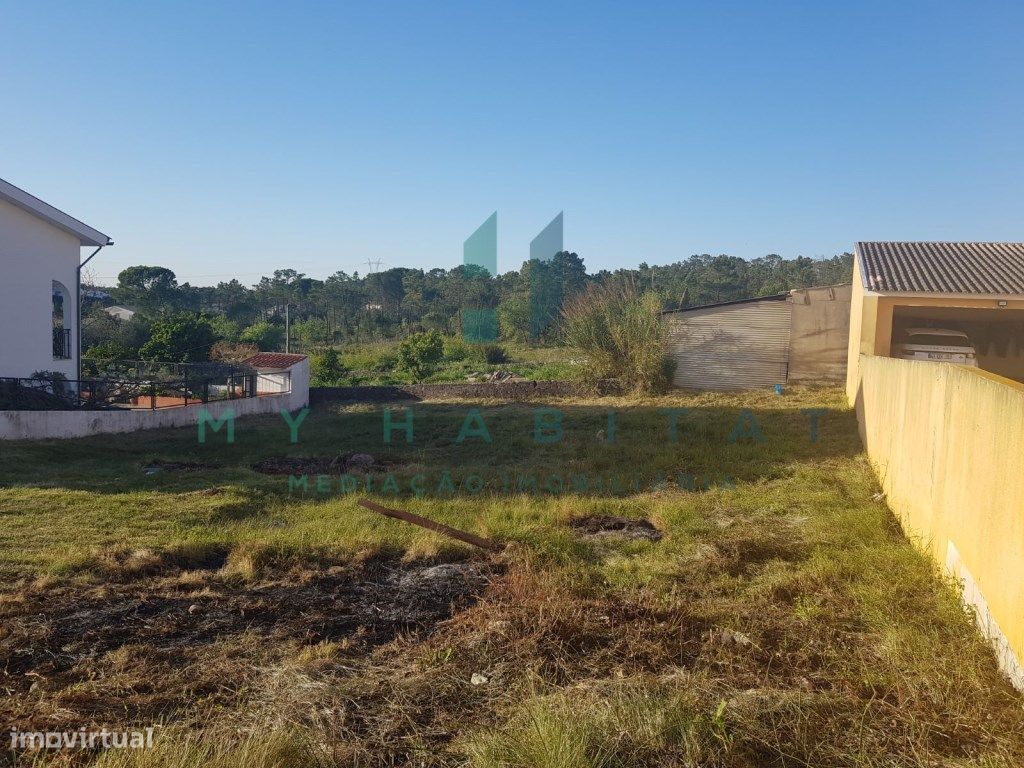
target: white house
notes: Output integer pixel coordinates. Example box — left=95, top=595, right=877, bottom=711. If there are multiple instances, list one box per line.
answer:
left=0, top=178, right=112, bottom=380
left=104, top=305, right=136, bottom=322
left=0, top=178, right=313, bottom=441
left=245, top=352, right=309, bottom=394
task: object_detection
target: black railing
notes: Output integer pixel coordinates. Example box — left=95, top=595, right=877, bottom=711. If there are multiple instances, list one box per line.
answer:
left=52, top=328, right=72, bottom=359
left=80, top=358, right=254, bottom=381
left=0, top=370, right=290, bottom=411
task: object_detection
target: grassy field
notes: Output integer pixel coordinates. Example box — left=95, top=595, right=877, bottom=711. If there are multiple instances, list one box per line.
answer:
left=1, top=387, right=1022, bottom=767
left=318, top=339, right=579, bottom=385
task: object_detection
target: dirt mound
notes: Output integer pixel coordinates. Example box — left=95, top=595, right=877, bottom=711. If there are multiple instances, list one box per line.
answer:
left=251, top=452, right=393, bottom=475
left=0, top=557, right=495, bottom=730
left=569, top=514, right=662, bottom=541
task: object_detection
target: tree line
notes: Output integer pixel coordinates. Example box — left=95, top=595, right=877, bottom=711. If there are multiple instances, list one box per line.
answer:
left=82, top=251, right=853, bottom=361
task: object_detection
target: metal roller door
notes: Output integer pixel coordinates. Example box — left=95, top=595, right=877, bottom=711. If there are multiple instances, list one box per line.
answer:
left=666, top=297, right=792, bottom=390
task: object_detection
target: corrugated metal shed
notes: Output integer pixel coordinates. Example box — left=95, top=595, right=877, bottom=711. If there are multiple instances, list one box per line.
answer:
left=665, top=295, right=792, bottom=389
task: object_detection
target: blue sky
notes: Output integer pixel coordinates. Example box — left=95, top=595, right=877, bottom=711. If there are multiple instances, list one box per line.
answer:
left=3, top=1, right=1023, bottom=285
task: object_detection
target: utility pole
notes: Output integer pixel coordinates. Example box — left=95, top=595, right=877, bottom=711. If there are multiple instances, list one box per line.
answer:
left=285, top=303, right=290, bottom=353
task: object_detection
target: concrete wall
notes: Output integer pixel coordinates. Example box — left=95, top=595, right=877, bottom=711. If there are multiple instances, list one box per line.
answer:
left=0, top=359, right=310, bottom=440
left=0, top=389, right=306, bottom=441
left=788, top=284, right=852, bottom=382
left=854, top=355, right=1024, bottom=689
left=845, top=261, right=867, bottom=402
left=0, top=198, right=81, bottom=379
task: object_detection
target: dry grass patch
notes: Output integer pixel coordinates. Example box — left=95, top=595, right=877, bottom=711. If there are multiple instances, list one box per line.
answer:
left=1, top=390, right=1022, bottom=767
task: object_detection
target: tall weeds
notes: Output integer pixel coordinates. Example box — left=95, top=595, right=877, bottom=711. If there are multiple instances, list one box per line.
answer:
left=560, top=283, right=671, bottom=393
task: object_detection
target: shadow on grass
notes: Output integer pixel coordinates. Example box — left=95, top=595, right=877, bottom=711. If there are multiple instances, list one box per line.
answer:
left=0, top=401, right=861, bottom=499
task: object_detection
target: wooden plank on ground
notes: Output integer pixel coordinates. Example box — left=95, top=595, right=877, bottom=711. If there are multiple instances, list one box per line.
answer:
left=356, top=498, right=503, bottom=552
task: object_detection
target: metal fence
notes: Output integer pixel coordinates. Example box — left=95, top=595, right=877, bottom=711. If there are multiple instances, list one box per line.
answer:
left=80, top=358, right=252, bottom=382
left=52, top=328, right=72, bottom=359
left=0, top=370, right=291, bottom=411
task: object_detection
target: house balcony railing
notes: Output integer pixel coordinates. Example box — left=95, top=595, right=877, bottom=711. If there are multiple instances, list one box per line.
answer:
left=52, top=328, right=72, bottom=359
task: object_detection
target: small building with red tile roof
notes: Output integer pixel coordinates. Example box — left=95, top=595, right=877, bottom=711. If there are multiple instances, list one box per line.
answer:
left=244, top=352, right=308, bottom=371
left=243, top=352, right=309, bottom=399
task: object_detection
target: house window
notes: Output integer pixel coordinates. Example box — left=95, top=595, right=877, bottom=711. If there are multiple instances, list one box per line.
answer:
left=52, top=280, right=72, bottom=360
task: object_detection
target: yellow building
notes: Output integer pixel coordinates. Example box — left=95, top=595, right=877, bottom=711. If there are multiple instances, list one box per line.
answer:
left=848, top=241, right=1024, bottom=690
left=847, top=241, right=1024, bottom=402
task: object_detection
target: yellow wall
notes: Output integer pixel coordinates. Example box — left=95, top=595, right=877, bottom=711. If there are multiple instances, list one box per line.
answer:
left=855, top=355, right=1024, bottom=688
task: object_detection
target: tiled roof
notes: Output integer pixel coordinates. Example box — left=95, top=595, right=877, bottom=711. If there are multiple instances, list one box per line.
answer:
left=857, top=242, right=1024, bottom=295
left=244, top=352, right=307, bottom=369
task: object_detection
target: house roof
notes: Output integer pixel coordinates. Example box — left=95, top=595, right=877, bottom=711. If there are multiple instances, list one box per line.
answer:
left=244, top=352, right=308, bottom=369
left=662, top=293, right=789, bottom=314
left=856, top=241, right=1024, bottom=296
left=0, top=177, right=112, bottom=247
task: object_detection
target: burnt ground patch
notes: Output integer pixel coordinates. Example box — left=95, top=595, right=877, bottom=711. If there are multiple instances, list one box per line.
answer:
left=569, top=514, right=663, bottom=542
left=250, top=452, right=400, bottom=475
left=0, top=556, right=495, bottom=732
left=142, top=458, right=222, bottom=473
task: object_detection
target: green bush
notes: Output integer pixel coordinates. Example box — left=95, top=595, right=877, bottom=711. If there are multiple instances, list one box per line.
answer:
left=84, top=341, right=132, bottom=361
left=80, top=306, right=149, bottom=358
left=292, top=318, right=331, bottom=350
left=497, top=294, right=531, bottom=342
left=310, top=347, right=347, bottom=385
left=560, top=283, right=671, bottom=393
left=342, top=342, right=398, bottom=373
left=480, top=343, right=509, bottom=364
left=397, top=330, right=444, bottom=381
left=139, top=314, right=217, bottom=363
left=443, top=336, right=471, bottom=361
left=239, top=321, right=285, bottom=352
left=209, top=315, right=242, bottom=342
